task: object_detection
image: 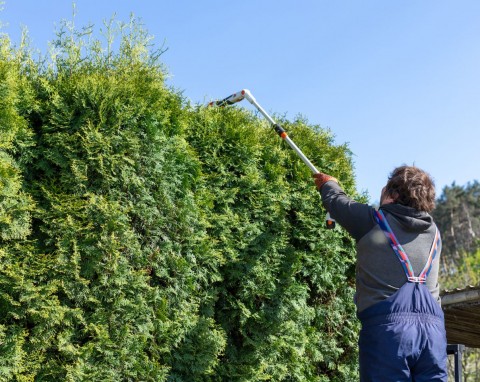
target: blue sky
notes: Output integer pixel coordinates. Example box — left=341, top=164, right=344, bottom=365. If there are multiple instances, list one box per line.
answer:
left=2, top=1, right=479, bottom=202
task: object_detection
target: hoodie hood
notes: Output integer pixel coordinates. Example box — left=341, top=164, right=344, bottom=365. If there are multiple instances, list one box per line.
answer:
left=380, top=203, right=433, bottom=232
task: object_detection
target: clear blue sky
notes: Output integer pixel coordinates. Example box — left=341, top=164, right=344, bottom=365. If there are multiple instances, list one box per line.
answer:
left=2, top=1, right=479, bottom=202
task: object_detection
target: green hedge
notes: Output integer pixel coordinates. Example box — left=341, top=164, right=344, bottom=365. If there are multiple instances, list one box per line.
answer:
left=0, top=19, right=360, bottom=381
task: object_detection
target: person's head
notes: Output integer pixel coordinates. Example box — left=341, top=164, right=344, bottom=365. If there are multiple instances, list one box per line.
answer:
left=380, top=165, right=436, bottom=212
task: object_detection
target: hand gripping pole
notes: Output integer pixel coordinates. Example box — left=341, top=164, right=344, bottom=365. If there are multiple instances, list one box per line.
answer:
left=210, top=89, right=336, bottom=229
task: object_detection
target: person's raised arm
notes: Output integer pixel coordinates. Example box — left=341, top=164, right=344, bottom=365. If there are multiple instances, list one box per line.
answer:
left=313, top=173, right=375, bottom=241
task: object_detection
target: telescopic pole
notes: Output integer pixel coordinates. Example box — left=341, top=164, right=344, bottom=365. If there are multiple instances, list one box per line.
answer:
left=210, top=89, right=336, bottom=229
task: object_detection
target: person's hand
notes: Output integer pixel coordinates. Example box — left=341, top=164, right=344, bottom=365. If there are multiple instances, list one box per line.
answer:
left=313, top=173, right=338, bottom=190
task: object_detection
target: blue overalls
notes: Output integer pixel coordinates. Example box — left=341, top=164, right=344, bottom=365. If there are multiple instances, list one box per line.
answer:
left=357, top=210, right=447, bottom=382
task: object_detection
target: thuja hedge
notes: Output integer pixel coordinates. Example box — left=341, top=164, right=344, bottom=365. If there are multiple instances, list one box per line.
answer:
left=0, top=20, right=360, bottom=381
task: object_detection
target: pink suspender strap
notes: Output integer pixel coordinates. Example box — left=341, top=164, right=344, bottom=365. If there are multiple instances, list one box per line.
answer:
left=374, top=209, right=441, bottom=284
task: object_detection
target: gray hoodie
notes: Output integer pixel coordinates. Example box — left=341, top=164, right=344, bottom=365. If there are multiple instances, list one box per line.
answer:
left=320, top=181, right=441, bottom=313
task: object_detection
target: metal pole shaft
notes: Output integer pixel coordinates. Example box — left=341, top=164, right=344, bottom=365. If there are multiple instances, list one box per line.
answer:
left=283, top=135, right=319, bottom=174
left=244, top=91, right=319, bottom=174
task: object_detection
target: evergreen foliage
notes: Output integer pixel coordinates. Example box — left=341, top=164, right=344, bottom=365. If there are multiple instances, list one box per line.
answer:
left=186, top=108, right=358, bottom=381
left=433, top=182, right=480, bottom=381
left=0, top=16, right=360, bottom=381
left=433, top=181, right=480, bottom=285
left=0, top=35, right=37, bottom=381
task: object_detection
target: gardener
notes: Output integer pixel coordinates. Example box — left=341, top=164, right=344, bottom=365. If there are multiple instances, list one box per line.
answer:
left=314, top=165, right=447, bottom=381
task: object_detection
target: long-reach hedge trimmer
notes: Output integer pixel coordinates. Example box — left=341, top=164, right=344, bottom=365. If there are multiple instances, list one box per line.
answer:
left=210, top=89, right=336, bottom=229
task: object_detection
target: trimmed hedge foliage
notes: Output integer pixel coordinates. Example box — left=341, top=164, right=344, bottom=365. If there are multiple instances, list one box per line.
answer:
left=0, top=19, right=360, bottom=381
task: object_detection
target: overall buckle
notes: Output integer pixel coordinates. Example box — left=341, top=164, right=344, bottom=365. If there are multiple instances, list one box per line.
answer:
left=407, top=276, right=426, bottom=283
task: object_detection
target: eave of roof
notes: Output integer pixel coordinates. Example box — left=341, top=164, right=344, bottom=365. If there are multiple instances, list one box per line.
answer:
left=441, top=285, right=480, bottom=348
left=442, top=285, right=480, bottom=306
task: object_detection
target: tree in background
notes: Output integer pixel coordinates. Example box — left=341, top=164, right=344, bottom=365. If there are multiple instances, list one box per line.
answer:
left=433, top=181, right=480, bottom=382
left=0, top=15, right=360, bottom=381
left=433, top=181, right=480, bottom=288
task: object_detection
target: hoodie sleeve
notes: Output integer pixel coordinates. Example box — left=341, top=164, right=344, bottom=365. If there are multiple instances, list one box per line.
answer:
left=320, top=181, right=376, bottom=241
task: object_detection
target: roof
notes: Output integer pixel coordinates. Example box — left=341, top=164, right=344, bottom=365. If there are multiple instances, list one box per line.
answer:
left=441, top=285, right=480, bottom=348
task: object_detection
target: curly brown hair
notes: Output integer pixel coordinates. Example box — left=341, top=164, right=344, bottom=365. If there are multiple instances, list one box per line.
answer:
left=384, top=165, right=436, bottom=212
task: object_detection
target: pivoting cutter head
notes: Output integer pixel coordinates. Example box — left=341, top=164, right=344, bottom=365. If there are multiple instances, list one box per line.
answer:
left=209, top=89, right=254, bottom=107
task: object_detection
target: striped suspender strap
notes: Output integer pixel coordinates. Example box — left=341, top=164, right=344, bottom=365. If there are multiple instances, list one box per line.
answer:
left=374, top=209, right=441, bottom=284
left=374, top=210, right=416, bottom=281
left=418, top=227, right=441, bottom=281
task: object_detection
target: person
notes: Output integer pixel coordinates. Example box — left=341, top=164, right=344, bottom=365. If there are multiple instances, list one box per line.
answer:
left=313, top=165, right=447, bottom=382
